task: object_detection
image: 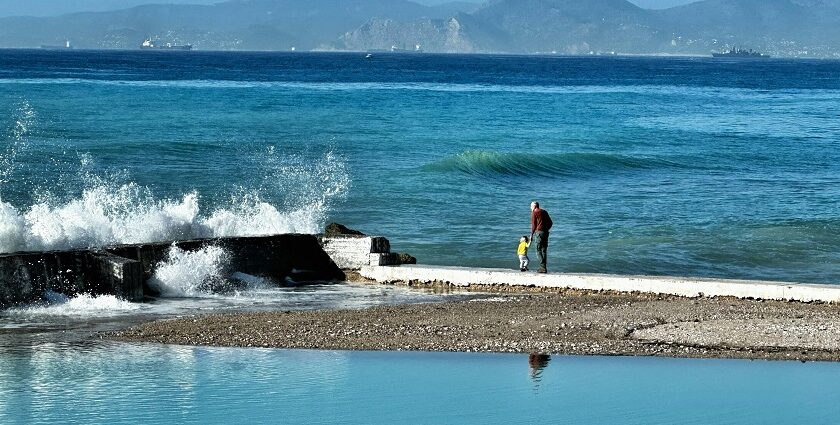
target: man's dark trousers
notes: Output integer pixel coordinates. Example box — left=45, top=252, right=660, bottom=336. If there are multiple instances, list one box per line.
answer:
left=533, top=231, right=548, bottom=272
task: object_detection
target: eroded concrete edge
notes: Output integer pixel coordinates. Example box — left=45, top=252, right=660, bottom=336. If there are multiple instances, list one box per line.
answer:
left=359, top=265, right=840, bottom=303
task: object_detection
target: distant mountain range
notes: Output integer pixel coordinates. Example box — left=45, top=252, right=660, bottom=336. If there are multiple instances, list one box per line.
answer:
left=1, top=0, right=839, bottom=57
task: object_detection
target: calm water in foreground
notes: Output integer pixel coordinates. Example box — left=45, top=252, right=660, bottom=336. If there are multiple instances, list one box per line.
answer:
left=1, top=345, right=839, bottom=424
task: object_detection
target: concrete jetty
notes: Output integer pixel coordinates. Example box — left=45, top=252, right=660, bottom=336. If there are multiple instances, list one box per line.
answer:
left=0, top=234, right=344, bottom=307
left=4, top=226, right=839, bottom=307
left=360, top=264, right=840, bottom=303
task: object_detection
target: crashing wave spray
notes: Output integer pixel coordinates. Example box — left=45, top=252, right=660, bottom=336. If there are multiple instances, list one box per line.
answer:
left=0, top=99, right=36, bottom=200
left=146, top=245, right=232, bottom=297
left=0, top=147, right=351, bottom=254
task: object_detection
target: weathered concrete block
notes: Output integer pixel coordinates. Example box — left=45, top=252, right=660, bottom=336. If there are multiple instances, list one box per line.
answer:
left=320, top=236, right=391, bottom=269
left=0, top=250, right=93, bottom=307
left=90, top=253, right=144, bottom=302
left=1, top=234, right=345, bottom=307
left=369, top=253, right=401, bottom=266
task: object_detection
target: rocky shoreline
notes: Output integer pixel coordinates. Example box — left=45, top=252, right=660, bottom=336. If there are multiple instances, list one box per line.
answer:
left=110, top=279, right=840, bottom=362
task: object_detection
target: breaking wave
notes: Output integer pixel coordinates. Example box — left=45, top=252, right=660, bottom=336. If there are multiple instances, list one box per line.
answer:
left=0, top=149, right=350, bottom=254
left=147, top=245, right=232, bottom=297
left=422, top=150, right=685, bottom=178
left=0, top=99, right=350, bottom=255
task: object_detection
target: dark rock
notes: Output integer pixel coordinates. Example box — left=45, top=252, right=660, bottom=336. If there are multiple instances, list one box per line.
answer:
left=398, top=253, right=417, bottom=265
left=324, top=223, right=366, bottom=237
left=1, top=234, right=345, bottom=307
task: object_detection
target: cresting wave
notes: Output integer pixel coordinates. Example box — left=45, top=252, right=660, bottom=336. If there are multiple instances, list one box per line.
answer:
left=0, top=149, right=350, bottom=254
left=422, top=150, right=686, bottom=178
left=0, top=182, right=343, bottom=254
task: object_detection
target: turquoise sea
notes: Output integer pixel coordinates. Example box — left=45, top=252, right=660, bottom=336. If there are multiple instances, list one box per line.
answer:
left=2, top=345, right=840, bottom=425
left=2, top=51, right=840, bottom=423
left=1, top=50, right=839, bottom=282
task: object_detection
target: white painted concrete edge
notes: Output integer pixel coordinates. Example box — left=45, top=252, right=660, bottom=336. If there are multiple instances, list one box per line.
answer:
left=359, top=264, right=840, bottom=303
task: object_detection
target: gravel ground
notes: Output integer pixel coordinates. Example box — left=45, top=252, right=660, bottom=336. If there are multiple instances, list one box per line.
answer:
left=109, top=280, right=840, bottom=362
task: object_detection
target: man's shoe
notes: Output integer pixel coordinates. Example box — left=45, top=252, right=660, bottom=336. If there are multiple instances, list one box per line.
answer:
left=520, top=268, right=526, bottom=272
left=537, top=269, right=547, bottom=273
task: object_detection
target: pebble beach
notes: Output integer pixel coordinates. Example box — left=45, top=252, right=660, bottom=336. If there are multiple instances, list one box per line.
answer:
left=111, top=281, right=840, bottom=362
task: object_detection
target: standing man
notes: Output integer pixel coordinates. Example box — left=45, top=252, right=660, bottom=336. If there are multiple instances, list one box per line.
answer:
left=530, top=201, right=553, bottom=273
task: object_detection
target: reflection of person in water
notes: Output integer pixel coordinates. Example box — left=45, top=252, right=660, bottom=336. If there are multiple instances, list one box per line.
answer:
left=528, top=353, right=551, bottom=383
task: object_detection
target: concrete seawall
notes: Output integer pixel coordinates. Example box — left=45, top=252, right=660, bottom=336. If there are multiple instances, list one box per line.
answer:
left=319, top=235, right=401, bottom=268
left=6, top=229, right=838, bottom=307
left=0, top=234, right=344, bottom=307
left=360, top=264, right=840, bottom=303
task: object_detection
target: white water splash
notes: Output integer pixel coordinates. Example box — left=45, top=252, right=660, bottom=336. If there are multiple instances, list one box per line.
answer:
left=230, top=272, right=275, bottom=291
left=7, top=292, right=142, bottom=317
left=0, top=201, right=28, bottom=253
left=0, top=100, right=36, bottom=199
left=0, top=149, right=350, bottom=254
left=203, top=193, right=318, bottom=237
left=147, top=245, right=231, bottom=297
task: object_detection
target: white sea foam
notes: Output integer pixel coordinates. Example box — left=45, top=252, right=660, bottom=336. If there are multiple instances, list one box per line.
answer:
left=230, top=272, right=274, bottom=290
left=147, top=245, right=231, bottom=297
left=6, top=78, right=840, bottom=99
left=8, top=292, right=142, bottom=317
left=0, top=201, right=28, bottom=253
left=0, top=148, right=350, bottom=253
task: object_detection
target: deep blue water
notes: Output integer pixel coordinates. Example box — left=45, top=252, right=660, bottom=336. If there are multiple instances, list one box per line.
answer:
left=1, top=345, right=839, bottom=425
left=1, top=50, right=839, bottom=283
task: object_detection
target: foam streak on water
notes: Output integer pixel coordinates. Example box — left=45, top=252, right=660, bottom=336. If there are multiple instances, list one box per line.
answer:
left=11, top=293, right=141, bottom=317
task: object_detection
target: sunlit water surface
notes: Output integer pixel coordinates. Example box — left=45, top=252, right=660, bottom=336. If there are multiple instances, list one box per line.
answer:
left=1, top=345, right=839, bottom=424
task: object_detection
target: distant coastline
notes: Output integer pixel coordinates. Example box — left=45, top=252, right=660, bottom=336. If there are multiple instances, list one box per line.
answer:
left=6, top=47, right=838, bottom=60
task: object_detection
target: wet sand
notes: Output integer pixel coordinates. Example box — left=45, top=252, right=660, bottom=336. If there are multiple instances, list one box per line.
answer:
left=110, top=277, right=840, bottom=362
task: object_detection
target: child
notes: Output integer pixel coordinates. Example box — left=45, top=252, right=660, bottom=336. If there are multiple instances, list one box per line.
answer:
left=517, top=235, right=530, bottom=272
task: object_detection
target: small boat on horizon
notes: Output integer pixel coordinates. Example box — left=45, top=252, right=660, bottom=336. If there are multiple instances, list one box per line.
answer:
left=40, top=40, right=73, bottom=50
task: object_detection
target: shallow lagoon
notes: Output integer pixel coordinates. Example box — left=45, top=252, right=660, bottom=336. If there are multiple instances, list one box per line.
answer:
left=2, top=344, right=839, bottom=424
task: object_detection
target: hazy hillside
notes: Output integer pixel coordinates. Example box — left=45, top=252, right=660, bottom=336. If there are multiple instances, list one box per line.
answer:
left=468, top=0, right=668, bottom=53
left=0, top=0, right=453, bottom=50
left=1, top=0, right=839, bottom=56
left=655, top=0, right=840, bottom=56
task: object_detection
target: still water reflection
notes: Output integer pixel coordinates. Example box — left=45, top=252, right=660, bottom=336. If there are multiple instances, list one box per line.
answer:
left=2, top=343, right=839, bottom=424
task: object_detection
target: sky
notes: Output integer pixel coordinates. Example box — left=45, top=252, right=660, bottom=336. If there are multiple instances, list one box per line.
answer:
left=0, top=0, right=700, bottom=18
